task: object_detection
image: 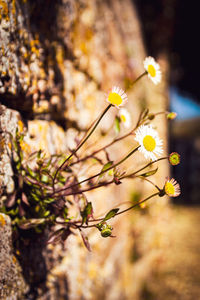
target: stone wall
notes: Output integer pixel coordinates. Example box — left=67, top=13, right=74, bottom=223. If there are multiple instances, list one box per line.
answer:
left=0, top=0, right=169, bottom=299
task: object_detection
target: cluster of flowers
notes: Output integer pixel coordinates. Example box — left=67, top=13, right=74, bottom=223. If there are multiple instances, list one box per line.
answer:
left=0, top=56, right=181, bottom=248
left=106, top=57, right=180, bottom=198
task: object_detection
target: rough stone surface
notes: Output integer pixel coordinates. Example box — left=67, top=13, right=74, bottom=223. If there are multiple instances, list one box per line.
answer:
left=0, top=0, right=169, bottom=299
left=0, top=213, right=27, bottom=299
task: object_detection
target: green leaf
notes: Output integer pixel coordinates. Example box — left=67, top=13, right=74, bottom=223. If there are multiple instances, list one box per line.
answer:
left=114, top=116, right=120, bottom=134
left=26, top=165, right=36, bottom=178
left=99, top=161, right=113, bottom=179
left=57, top=175, right=66, bottom=183
left=44, top=157, right=52, bottom=169
left=63, top=207, right=68, bottom=219
left=139, top=167, right=158, bottom=177
left=81, top=202, right=93, bottom=225
left=18, top=134, right=24, bottom=143
left=41, top=174, right=49, bottom=183
left=7, top=207, right=19, bottom=216
left=96, top=223, right=103, bottom=231
left=30, top=192, right=40, bottom=202
left=43, top=197, right=55, bottom=204
left=103, top=208, right=119, bottom=222
left=37, top=149, right=42, bottom=159
left=43, top=210, right=50, bottom=217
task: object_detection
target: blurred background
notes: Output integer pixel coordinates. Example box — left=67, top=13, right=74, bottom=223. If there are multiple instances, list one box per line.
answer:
left=135, top=1, right=200, bottom=299
left=135, top=0, right=200, bottom=205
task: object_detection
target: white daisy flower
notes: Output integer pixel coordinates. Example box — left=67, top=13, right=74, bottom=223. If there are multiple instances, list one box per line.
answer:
left=119, top=108, right=131, bottom=128
left=143, top=56, right=162, bottom=85
left=134, top=124, right=163, bottom=161
left=107, top=86, right=128, bottom=108
left=164, top=178, right=181, bottom=197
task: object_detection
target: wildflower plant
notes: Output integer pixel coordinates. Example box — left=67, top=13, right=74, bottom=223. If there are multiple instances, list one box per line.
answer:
left=0, top=57, right=181, bottom=251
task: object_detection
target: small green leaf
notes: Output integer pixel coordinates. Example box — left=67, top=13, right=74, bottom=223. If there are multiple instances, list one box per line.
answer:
left=37, top=149, right=42, bottom=159
left=103, top=208, right=119, bottom=222
left=81, top=202, right=93, bottom=225
left=139, top=167, right=158, bottom=177
left=7, top=207, right=19, bottom=216
left=18, top=134, right=24, bottom=143
left=43, top=197, right=55, bottom=204
left=41, top=174, right=49, bottom=183
left=26, top=165, right=36, bottom=178
left=30, top=192, right=40, bottom=202
left=43, top=210, right=50, bottom=217
left=58, top=175, right=66, bottom=183
left=63, top=207, right=68, bottom=219
left=99, top=161, right=113, bottom=179
left=114, top=116, right=120, bottom=134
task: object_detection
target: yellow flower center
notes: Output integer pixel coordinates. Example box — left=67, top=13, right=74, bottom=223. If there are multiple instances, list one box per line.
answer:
left=120, top=114, right=126, bottom=123
left=108, top=92, right=122, bottom=106
left=165, top=182, right=175, bottom=196
left=143, top=135, right=156, bottom=152
left=147, top=65, right=156, bottom=77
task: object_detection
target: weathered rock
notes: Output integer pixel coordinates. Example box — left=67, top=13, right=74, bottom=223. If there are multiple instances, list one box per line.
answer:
left=0, top=0, right=170, bottom=299
left=0, top=213, right=27, bottom=299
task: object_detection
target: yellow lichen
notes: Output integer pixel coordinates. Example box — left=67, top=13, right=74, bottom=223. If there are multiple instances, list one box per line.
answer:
left=56, top=45, right=64, bottom=66
left=11, top=0, right=16, bottom=17
left=0, top=214, right=6, bottom=227
left=80, top=42, right=88, bottom=54
left=8, top=142, right=12, bottom=150
left=20, top=141, right=31, bottom=153
left=0, top=0, right=9, bottom=22
left=16, top=249, right=20, bottom=256
left=12, top=255, right=17, bottom=264
left=0, top=136, right=5, bottom=151
left=88, top=262, right=98, bottom=279
left=18, top=120, right=24, bottom=133
left=31, top=46, right=40, bottom=57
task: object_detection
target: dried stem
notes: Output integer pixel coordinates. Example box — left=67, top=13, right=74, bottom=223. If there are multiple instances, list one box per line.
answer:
left=50, top=146, right=140, bottom=196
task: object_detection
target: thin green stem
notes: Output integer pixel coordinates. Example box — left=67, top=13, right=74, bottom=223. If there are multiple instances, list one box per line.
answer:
left=127, top=71, right=147, bottom=89
left=136, top=176, right=161, bottom=192
left=77, top=192, right=159, bottom=228
left=70, top=104, right=167, bottom=168
left=115, top=192, right=159, bottom=216
left=121, top=157, right=168, bottom=179
left=70, top=130, right=133, bottom=167
left=53, top=104, right=112, bottom=185
left=66, top=162, right=163, bottom=196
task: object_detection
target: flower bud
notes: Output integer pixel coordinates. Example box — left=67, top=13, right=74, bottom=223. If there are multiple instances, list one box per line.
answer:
left=101, top=227, right=112, bottom=237
left=148, top=113, right=155, bottom=120
left=97, top=223, right=113, bottom=238
left=169, top=152, right=180, bottom=166
left=167, top=112, right=177, bottom=120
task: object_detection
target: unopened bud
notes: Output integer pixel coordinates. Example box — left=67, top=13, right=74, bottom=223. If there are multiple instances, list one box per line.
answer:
left=101, top=227, right=112, bottom=237
left=97, top=223, right=113, bottom=238
left=169, top=152, right=180, bottom=166
left=167, top=112, right=177, bottom=120
left=148, top=113, right=155, bottom=120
